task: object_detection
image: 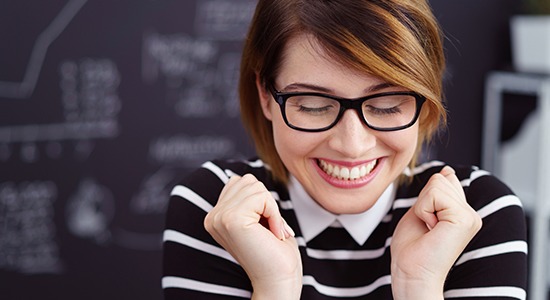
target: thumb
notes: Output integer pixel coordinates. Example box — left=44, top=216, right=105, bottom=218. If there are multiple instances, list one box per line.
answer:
left=260, top=193, right=295, bottom=240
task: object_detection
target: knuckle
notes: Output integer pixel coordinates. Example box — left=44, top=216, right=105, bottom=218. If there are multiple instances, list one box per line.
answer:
left=227, top=175, right=241, bottom=182
left=251, top=180, right=268, bottom=193
left=204, top=208, right=239, bottom=234
left=472, top=213, right=483, bottom=231
left=204, top=212, right=214, bottom=233
left=413, top=201, right=427, bottom=215
left=429, top=173, right=445, bottom=183
left=461, top=209, right=482, bottom=232
left=241, top=173, right=258, bottom=182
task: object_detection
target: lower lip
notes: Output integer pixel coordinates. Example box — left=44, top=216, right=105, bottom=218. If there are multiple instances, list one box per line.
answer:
left=313, top=158, right=383, bottom=189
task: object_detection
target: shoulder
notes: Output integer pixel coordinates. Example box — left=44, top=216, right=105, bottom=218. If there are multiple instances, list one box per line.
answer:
left=170, top=158, right=278, bottom=207
left=402, top=160, right=520, bottom=211
left=401, top=159, right=527, bottom=249
left=164, top=158, right=277, bottom=234
left=404, top=160, right=486, bottom=184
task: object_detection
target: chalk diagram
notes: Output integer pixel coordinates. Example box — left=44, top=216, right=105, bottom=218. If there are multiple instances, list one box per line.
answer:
left=66, top=178, right=115, bottom=244
left=0, top=0, right=87, bottom=99
left=0, top=0, right=151, bottom=266
left=0, top=0, right=119, bottom=158
left=0, top=0, right=257, bottom=268
left=0, top=0, right=176, bottom=255
left=65, top=169, right=175, bottom=251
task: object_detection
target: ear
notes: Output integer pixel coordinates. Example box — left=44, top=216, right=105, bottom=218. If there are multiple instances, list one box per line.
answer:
left=255, top=74, right=273, bottom=121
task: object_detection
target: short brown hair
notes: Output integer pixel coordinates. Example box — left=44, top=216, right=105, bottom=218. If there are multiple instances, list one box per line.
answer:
left=239, top=0, right=447, bottom=184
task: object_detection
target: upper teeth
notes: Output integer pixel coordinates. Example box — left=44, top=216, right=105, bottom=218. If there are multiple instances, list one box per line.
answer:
left=319, top=159, right=377, bottom=180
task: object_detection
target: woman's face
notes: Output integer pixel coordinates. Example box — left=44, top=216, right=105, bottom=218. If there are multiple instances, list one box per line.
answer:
left=258, top=35, right=419, bottom=214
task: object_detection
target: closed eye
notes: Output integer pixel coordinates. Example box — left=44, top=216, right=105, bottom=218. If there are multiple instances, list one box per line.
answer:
left=365, top=105, right=402, bottom=115
left=298, top=105, right=333, bottom=114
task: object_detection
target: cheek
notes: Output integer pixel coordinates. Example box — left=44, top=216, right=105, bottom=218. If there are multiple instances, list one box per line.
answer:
left=272, top=122, right=309, bottom=159
left=383, top=126, right=419, bottom=158
left=271, top=111, right=321, bottom=166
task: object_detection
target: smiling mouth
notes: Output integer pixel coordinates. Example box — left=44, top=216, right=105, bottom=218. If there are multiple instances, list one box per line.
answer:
left=318, top=159, right=378, bottom=181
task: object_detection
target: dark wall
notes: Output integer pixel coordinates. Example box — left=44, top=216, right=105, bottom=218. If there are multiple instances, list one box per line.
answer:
left=0, top=1, right=520, bottom=299
left=431, top=0, right=521, bottom=166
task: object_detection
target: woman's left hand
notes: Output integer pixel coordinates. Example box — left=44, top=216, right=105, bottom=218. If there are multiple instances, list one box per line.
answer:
left=390, top=166, right=482, bottom=299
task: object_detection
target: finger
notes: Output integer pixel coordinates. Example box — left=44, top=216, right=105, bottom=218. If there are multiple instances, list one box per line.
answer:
left=208, top=174, right=268, bottom=236
left=218, top=174, right=260, bottom=205
left=217, top=174, right=242, bottom=202
left=257, top=190, right=294, bottom=240
left=234, top=177, right=295, bottom=240
left=415, top=173, right=463, bottom=230
left=415, top=191, right=439, bottom=230
left=440, top=166, right=466, bottom=201
left=220, top=175, right=293, bottom=240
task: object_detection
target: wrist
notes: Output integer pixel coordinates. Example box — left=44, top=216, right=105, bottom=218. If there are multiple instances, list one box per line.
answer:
left=251, top=277, right=302, bottom=300
left=391, top=266, right=445, bottom=300
left=391, top=279, right=444, bottom=300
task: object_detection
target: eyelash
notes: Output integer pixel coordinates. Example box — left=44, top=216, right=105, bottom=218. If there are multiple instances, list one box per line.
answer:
left=365, top=106, right=402, bottom=115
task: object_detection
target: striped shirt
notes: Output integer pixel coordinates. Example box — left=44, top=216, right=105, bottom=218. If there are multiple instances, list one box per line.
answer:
left=162, top=159, right=528, bottom=299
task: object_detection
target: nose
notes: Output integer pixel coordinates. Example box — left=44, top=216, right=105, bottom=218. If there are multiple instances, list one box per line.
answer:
left=327, top=109, right=377, bottom=158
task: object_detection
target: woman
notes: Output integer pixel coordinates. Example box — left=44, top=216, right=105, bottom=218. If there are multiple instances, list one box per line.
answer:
left=163, top=0, right=528, bottom=299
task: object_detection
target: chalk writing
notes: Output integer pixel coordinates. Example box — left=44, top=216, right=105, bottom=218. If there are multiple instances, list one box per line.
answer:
left=131, top=168, right=173, bottom=215
left=149, top=135, right=236, bottom=165
left=142, top=32, right=218, bottom=83
left=194, top=0, right=255, bottom=40
left=60, top=58, right=121, bottom=122
left=0, top=181, right=62, bottom=274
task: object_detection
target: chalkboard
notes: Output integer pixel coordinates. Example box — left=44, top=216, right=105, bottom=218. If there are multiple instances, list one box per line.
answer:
left=0, top=0, right=523, bottom=299
left=0, top=1, right=256, bottom=299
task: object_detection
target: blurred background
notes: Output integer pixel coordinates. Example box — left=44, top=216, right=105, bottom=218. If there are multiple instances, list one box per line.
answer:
left=0, top=0, right=547, bottom=299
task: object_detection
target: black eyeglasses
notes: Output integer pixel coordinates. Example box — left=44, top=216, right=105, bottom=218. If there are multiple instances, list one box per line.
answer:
left=269, top=85, right=426, bottom=132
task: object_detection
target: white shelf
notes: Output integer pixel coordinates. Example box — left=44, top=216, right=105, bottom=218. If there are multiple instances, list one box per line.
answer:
left=483, top=71, right=550, bottom=300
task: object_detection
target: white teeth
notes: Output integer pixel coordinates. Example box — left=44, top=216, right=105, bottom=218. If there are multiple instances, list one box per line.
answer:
left=360, top=166, right=367, bottom=177
left=333, top=166, right=340, bottom=178
left=340, top=167, right=349, bottom=179
left=350, top=167, right=360, bottom=180
left=319, top=159, right=378, bottom=180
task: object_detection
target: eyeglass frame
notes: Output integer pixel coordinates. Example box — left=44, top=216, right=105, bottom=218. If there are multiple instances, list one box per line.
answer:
left=268, top=84, right=426, bottom=132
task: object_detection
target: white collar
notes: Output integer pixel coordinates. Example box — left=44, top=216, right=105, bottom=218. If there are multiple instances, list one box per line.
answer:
left=288, top=175, right=395, bottom=245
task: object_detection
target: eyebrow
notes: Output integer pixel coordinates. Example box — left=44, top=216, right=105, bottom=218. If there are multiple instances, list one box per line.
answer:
left=280, top=81, right=398, bottom=94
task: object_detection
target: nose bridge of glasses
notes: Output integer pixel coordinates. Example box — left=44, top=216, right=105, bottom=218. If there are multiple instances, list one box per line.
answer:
left=336, top=100, right=368, bottom=130
left=338, top=98, right=366, bottom=122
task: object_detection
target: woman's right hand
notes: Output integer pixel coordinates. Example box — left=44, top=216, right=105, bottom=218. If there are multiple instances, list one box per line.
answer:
left=204, top=174, right=302, bottom=299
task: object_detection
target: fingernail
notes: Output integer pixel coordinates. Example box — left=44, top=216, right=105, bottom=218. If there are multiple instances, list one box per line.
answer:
left=280, top=228, right=286, bottom=241
left=426, top=222, right=433, bottom=231
left=283, top=219, right=295, bottom=237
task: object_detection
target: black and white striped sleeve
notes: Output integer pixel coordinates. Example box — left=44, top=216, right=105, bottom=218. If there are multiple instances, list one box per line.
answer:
left=162, top=161, right=252, bottom=299
left=443, top=168, right=528, bottom=299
